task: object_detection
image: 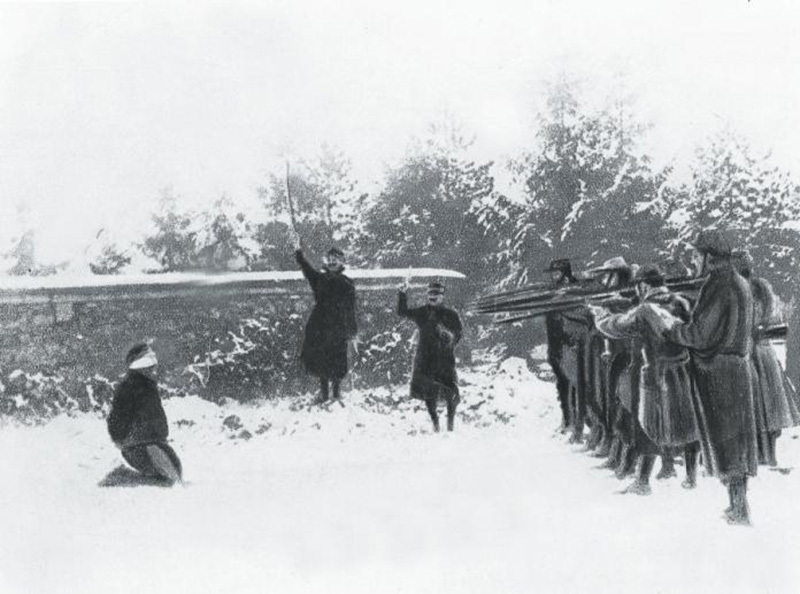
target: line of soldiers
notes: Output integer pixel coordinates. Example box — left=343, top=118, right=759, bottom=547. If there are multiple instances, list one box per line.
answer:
left=545, top=229, right=800, bottom=525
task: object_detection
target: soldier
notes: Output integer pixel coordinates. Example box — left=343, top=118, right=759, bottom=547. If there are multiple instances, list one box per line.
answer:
left=294, top=238, right=359, bottom=404
left=584, top=257, right=637, bottom=478
left=398, top=280, right=463, bottom=432
left=591, top=266, right=700, bottom=495
left=107, top=343, right=183, bottom=486
left=544, top=259, right=581, bottom=432
left=735, top=249, right=800, bottom=467
left=660, top=230, right=758, bottom=525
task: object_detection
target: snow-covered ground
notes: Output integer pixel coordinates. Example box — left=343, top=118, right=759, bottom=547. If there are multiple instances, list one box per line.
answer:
left=2, top=357, right=800, bottom=594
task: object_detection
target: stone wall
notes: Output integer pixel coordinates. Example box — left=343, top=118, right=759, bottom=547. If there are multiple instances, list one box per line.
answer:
left=0, top=272, right=477, bottom=418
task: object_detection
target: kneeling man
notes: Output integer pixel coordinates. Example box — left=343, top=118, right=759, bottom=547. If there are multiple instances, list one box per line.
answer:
left=107, top=343, right=183, bottom=485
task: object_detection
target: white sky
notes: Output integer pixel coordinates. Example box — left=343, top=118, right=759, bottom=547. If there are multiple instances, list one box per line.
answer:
left=1, top=0, right=800, bottom=264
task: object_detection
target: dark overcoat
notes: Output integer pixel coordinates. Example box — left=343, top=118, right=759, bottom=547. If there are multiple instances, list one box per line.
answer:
left=398, top=291, right=463, bottom=400
left=585, top=295, right=636, bottom=436
left=750, top=277, right=800, bottom=432
left=545, top=278, right=581, bottom=389
left=666, top=262, right=758, bottom=480
left=107, top=371, right=169, bottom=447
left=296, top=250, right=358, bottom=379
left=597, top=287, right=699, bottom=448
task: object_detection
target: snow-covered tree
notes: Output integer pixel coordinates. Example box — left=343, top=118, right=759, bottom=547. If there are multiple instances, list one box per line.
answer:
left=480, top=78, right=671, bottom=287
left=674, top=126, right=800, bottom=294
left=140, top=189, right=199, bottom=272
left=194, top=196, right=260, bottom=271
left=141, top=190, right=257, bottom=272
left=89, top=243, right=132, bottom=275
left=357, top=121, right=495, bottom=277
left=255, top=145, right=366, bottom=266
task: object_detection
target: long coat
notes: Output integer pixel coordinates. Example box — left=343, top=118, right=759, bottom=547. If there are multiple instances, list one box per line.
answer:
left=750, top=277, right=800, bottom=432
left=557, top=309, right=592, bottom=426
left=398, top=291, right=463, bottom=400
left=587, top=295, right=636, bottom=436
left=597, top=287, right=699, bottom=448
left=296, top=250, right=358, bottom=379
left=107, top=371, right=169, bottom=447
left=666, top=262, right=758, bottom=480
left=545, top=279, right=582, bottom=406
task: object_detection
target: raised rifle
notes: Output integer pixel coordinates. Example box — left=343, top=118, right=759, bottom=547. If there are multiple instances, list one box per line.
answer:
left=488, top=276, right=706, bottom=324
left=471, top=278, right=598, bottom=314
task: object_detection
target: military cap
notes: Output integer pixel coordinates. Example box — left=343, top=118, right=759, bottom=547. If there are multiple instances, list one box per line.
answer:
left=636, top=264, right=665, bottom=286
left=690, top=229, right=732, bottom=257
left=427, top=281, right=446, bottom=294
left=545, top=258, right=572, bottom=274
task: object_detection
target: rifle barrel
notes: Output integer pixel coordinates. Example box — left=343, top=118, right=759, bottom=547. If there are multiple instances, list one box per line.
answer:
left=474, top=276, right=705, bottom=316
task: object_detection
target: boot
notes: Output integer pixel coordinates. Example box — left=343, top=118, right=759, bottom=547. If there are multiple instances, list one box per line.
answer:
left=593, top=430, right=613, bottom=458
left=332, top=378, right=342, bottom=401
left=682, top=443, right=699, bottom=489
left=656, top=455, right=677, bottom=480
left=724, top=477, right=752, bottom=526
left=598, top=436, right=622, bottom=469
left=313, top=378, right=330, bottom=404
left=568, top=427, right=584, bottom=444
left=615, top=443, right=637, bottom=479
left=584, top=424, right=603, bottom=451
left=621, top=455, right=655, bottom=495
left=768, top=431, right=779, bottom=467
left=621, top=480, right=652, bottom=496
left=425, top=399, right=440, bottom=433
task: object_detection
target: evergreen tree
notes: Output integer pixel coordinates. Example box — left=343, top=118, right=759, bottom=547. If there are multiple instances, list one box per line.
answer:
left=676, top=126, right=800, bottom=294
left=358, top=120, right=495, bottom=280
left=140, top=188, right=199, bottom=272
left=486, top=77, right=671, bottom=286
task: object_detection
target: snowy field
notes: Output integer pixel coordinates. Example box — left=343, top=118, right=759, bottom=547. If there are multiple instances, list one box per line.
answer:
left=2, top=357, right=800, bottom=594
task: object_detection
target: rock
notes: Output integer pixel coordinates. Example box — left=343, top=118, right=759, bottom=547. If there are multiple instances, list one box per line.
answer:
left=222, top=414, right=243, bottom=431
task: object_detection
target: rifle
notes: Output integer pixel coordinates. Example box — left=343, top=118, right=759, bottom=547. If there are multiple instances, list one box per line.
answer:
left=492, top=294, right=629, bottom=325
left=476, top=276, right=705, bottom=318
left=471, top=280, right=599, bottom=314
left=285, top=160, right=299, bottom=236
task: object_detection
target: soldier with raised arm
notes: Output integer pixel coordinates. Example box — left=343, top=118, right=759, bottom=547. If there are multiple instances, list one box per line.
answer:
left=293, top=233, right=359, bottom=404
left=398, top=279, right=463, bottom=432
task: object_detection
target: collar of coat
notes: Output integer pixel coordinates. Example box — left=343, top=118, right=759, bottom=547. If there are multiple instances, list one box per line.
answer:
left=704, top=257, right=734, bottom=275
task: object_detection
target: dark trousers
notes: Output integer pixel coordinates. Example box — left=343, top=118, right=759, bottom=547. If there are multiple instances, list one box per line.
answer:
left=122, top=442, right=183, bottom=484
left=319, top=377, right=342, bottom=401
left=552, top=365, right=572, bottom=428
left=425, top=392, right=459, bottom=432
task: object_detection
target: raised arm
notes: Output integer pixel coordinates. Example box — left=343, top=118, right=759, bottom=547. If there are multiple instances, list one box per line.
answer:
left=397, top=289, right=411, bottom=317
left=295, top=249, right=320, bottom=289
left=397, top=290, right=423, bottom=322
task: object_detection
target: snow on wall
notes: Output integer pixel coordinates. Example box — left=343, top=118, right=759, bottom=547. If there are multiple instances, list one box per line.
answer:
left=0, top=271, right=472, bottom=418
